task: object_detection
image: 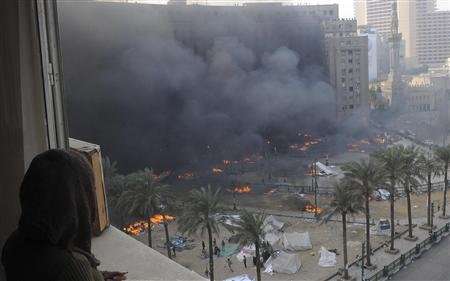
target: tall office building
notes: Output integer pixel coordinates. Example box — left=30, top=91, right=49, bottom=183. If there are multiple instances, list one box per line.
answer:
left=354, top=0, right=450, bottom=67
left=324, top=19, right=369, bottom=120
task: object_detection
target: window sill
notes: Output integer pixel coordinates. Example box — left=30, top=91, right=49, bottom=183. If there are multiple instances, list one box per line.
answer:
left=92, top=226, right=206, bottom=280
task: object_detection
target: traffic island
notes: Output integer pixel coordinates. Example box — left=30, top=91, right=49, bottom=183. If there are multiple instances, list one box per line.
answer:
left=404, top=235, right=418, bottom=241
left=385, top=248, right=400, bottom=255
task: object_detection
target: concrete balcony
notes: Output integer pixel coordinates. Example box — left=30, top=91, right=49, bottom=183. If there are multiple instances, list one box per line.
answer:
left=92, top=226, right=206, bottom=281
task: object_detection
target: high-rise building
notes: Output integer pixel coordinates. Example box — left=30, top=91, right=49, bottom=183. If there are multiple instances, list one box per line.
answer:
left=324, top=19, right=369, bottom=120
left=354, top=0, right=450, bottom=68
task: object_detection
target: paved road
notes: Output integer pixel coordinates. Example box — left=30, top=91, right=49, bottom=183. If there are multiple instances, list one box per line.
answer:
left=392, top=234, right=450, bottom=281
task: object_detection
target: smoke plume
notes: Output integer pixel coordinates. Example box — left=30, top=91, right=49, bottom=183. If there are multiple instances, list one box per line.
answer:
left=59, top=2, right=336, bottom=172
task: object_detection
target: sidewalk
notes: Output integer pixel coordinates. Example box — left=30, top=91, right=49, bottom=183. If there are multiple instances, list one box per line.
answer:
left=337, top=216, right=450, bottom=281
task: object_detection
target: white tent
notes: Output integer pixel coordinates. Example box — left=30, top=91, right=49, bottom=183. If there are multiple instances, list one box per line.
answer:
left=315, top=161, right=337, bottom=176
left=318, top=246, right=336, bottom=267
left=282, top=232, right=312, bottom=251
left=264, top=232, right=282, bottom=246
left=263, top=215, right=284, bottom=233
left=224, top=274, right=254, bottom=281
left=264, top=251, right=301, bottom=274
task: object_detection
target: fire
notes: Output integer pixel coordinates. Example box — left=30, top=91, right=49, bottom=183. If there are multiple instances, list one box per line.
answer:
left=289, top=135, right=321, bottom=152
left=303, top=204, right=323, bottom=215
left=150, top=214, right=176, bottom=224
left=233, top=184, right=252, bottom=194
left=223, top=160, right=231, bottom=165
left=123, top=214, right=176, bottom=236
left=212, top=167, right=223, bottom=175
left=177, top=171, right=195, bottom=180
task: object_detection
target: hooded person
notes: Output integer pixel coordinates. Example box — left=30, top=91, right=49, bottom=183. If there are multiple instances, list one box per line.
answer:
left=1, top=150, right=107, bottom=281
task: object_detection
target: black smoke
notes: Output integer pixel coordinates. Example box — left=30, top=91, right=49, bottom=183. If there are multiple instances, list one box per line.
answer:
left=58, top=2, right=336, bottom=172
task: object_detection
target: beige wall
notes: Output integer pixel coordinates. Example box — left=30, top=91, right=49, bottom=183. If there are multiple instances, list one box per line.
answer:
left=354, top=0, right=367, bottom=26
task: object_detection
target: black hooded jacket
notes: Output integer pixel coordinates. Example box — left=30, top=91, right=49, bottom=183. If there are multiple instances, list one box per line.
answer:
left=1, top=150, right=100, bottom=281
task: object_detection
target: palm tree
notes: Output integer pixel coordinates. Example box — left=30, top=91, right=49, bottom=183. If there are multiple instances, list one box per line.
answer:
left=178, top=186, right=224, bottom=281
left=117, top=168, right=170, bottom=254
left=373, top=146, right=405, bottom=253
left=435, top=145, right=450, bottom=218
left=322, top=179, right=363, bottom=280
left=398, top=146, right=422, bottom=240
left=418, top=154, right=441, bottom=227
left=342, top=158, right=383, bottom=268
left=230, top=210, right=266, bottom=281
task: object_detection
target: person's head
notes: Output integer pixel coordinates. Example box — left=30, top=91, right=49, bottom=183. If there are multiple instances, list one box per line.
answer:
left=18, top=149, right=95, bottom=251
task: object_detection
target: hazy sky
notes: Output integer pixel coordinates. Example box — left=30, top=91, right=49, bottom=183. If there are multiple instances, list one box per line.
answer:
left=123, top=0, right=450, bottom=19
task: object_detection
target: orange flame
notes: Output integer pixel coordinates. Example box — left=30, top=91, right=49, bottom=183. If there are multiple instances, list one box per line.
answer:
left=123, top=214, right=176, bottom=236
left=233, top=185, right=252, bottom=194
left=304, top=204, right=323, bottom=214
left=177, top=171, right=195, bottom=180
left=212, top=167, right=223, bottom=175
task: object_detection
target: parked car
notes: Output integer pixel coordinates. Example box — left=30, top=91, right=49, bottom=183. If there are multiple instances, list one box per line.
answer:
left=373, top=189, right=390, bottom=200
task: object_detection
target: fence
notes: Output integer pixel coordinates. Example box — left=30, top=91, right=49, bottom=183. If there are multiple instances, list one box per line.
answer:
left=364, top=222, right=450, bottom=281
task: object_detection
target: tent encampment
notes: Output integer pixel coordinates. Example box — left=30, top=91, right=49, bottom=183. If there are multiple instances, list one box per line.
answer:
left=264, top=232, right=282, bottom=246
left=318, top=246, right=336, bottom=267
left=263, top=215, right=284, bottom=233
left=282, top=232, right=312, bottom=251
left=264, top=251, right=301, bottom=274
left=224, top=274, right=254, bottom=281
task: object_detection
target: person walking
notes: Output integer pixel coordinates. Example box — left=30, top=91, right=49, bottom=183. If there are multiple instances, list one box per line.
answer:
left=226, top=258, right=233, bottom=272
left=221, top=240, right=225, bottom=251
left=202, top=241, right=205, bottom=251
left=243, top=255, right=247, bottom=269
left=213, top=238, right=217, bottom=248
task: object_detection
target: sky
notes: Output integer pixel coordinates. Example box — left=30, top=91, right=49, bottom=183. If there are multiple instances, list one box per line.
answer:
left=127, top=0, right=450, bottom=18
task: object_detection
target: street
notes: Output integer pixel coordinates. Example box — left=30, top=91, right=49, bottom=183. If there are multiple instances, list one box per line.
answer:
left=392, top=234, right=450, bottom=280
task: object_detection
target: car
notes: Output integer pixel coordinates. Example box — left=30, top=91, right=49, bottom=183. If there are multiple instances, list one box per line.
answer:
left=373, top=189, right=390, bottom=200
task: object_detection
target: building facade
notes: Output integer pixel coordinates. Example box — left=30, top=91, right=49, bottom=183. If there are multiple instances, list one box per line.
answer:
left=324, top=19, right=369, bottom=120
left=354, top=0, right=450, bottom=68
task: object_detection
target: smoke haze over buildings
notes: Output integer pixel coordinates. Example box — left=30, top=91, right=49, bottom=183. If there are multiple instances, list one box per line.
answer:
left=59, top=2, right=336, bottom=172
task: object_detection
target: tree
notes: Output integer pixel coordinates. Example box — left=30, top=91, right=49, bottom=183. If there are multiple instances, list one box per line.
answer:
left=342, top=158, right=383, bottom=267
left=230, top=210, right=266, bottom=281
left=116, top=168, right=170, bottom=254
left=178, top=186, right=224, bottom=281
left=373, top=146, right=405, bottom=252
left=418, top=154, right=441, bottom=227
left=435, top=145, right=450, bottom=218
left=322, top=179, right=363, bottom=280
left=398, top=146, right=422, bottom=240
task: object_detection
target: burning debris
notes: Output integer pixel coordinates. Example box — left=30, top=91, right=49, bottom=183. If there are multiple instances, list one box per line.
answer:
left=212, top=167, right=224, bottom=175
left=177, top=171, right=195, bottom=180
left=303, top=204, right=323, bottom=215
left=123, top=214, right=176, bottom=236
left=289, top=134, right=322, bottom=152
left=231, top=184, right=252, bottom=194
left=346, top=134, right=387, bottom=153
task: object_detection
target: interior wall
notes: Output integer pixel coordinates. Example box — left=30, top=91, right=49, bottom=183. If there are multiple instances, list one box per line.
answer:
left=0, top=1, right=23, bottom=279
left=0, top=1, right=48, bottom=279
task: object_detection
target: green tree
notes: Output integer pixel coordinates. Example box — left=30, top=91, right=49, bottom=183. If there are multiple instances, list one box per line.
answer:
left=342, top=158, right=383, bottom=267
left=398, top=146, right=422, bottom=239
left=435, top=145, right=450, bottom=217
left=373, top=146, right=405, bottom=252
left=322, top=179, right=363, bottom=280
left=116, top=168, right=170, bottom=256
left=178, top=186, right=224, bottom=281
left=418, top=154, right=441, bottom=226
left=230, top=210, right=266, bottom=281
